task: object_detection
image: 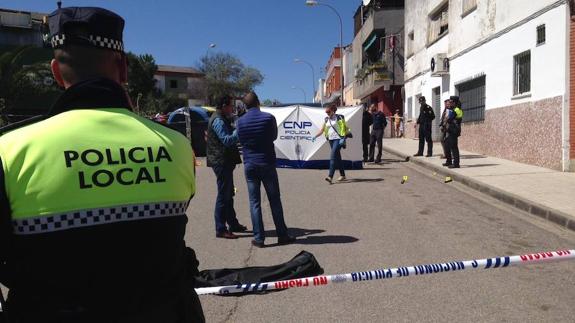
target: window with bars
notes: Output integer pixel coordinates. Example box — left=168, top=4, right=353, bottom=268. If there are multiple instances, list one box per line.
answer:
left=407, top=97, right=413, bottom=120
left=170, top=80, right=178, bottom=89
left=428, top=4, right=449, bottom=44
left=456, top=75, right=486, bottom=123
left=462, top=0, right=477, bottom=16
left=513, top=51, right=531, bottom=95
left=537, top=24, right=546, bottom=45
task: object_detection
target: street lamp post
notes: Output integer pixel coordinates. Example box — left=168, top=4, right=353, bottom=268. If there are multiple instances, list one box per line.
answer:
left=306, top=0, right=344, bottom=106
left=291, top=86, right=307, bottom=103
left=294, top=58, right=316, bottom=103
left=206, top=43, right=216, bottom=57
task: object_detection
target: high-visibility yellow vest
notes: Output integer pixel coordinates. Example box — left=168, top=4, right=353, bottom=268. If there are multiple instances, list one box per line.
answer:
left=0, top=108, right=195, bottom=234
left=454, top=107, right=464, bottom=120
left=323, top=114, right=350, bottom=138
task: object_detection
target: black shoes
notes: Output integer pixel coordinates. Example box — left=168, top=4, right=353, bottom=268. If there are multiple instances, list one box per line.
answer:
left=413, top=154, right=423, bottom=157
left=229, top=224, right=248, bottom=232
left=216, top=231, right=239, bottom=239
left=448, top=165, right=460, bottom=169
left=367, top=159, right=374, bottom=162
left=442, top=162, right=452, bottom=167
left=278, top=235, right=296, bottom=245
left=251, top=240, right=265, bottom=248
left=425, top=154, right=433, bottom=157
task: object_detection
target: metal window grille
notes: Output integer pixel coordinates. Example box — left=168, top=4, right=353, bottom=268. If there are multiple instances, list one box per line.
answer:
left=456, top=75, right=486, bottom=123
left=537, top=24, right=546, bottom=45
left=170, top=80, right=178, bottom=89
left=513, top=51, right=531, bottom=95
left=407, top=97, right=413, bottom=120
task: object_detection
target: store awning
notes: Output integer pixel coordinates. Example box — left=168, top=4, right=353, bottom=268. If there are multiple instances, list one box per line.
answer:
left=363, top=34, right=378, bottom=51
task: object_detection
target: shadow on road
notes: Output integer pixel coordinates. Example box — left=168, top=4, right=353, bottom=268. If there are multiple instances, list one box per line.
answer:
left=263, top=227, right=359, bottom=248
left=460, top=154, right=487, bottom=159
left=334, top=178, right=385, bottom=184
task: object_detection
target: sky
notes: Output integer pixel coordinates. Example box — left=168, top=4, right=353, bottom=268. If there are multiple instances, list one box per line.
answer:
left=8, top=0, right=361, bottom=103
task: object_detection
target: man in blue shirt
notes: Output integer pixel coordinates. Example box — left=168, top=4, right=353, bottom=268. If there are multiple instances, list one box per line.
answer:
left=236, top=92, right=295, bottom=248
left=206, top=95, right=247, bottom=239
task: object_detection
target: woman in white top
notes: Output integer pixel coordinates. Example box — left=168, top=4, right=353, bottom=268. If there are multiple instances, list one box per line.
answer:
left=312, top=105, right=349, bottom=184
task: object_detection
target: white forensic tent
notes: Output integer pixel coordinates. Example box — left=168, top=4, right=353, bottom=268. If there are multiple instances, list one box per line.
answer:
left=260, top=105, right=363, bottom=169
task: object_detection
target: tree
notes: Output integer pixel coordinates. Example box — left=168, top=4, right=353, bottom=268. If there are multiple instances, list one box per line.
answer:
left=197, top=52, right=263, bottom=104
left=126, top=52, right=159, bottom=113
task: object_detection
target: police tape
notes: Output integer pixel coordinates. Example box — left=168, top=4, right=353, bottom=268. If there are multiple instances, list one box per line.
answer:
left=194, top=249, right=574, bottom=296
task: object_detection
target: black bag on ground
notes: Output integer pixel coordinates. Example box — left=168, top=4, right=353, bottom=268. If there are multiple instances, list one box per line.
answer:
left=194, top=251, right=323, bottom=292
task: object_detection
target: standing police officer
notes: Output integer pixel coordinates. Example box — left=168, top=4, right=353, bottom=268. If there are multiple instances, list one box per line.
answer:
left=414, top=96, right=435, bottom=157
left=0, top=6, right=204, bottom=322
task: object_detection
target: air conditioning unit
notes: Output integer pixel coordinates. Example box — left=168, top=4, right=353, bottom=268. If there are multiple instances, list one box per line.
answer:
left=431, top=53, right=449, bottom=77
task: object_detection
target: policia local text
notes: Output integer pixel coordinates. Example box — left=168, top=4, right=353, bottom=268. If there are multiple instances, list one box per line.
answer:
left=64, top=146, right=172, bottom=189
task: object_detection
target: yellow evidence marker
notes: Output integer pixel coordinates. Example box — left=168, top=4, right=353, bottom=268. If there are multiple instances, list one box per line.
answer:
left=444, top=176, right=453, bottom=183
left=401, top=175, right=408, bottom=184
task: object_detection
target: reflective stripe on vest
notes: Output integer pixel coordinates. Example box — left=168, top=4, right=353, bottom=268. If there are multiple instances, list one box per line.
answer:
left=0, top=108, right=195, bottom=231
left=12, top=200, right=188, bottom=235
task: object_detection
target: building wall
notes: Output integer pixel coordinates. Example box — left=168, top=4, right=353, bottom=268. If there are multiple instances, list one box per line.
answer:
left=570, top=5, right=575, bottom=170
left=404, top=0, right=570, bottom=170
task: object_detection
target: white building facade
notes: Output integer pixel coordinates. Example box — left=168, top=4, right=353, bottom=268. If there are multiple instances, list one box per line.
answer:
left=404, top=0, right=572, bottom=171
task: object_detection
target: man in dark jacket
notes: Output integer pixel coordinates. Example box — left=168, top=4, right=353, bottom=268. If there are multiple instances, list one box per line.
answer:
left=414, top=96, right=435, bottom=157
left=206, top=95, right=247, bottom=239
left=237, top=92, right=295, bottom=248
left=362, top=104, right=373, bottom=162
left=368, top=104, right=387, bottom=163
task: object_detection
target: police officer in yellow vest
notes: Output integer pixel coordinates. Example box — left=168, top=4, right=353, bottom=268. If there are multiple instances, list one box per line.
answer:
left=0, top=6, right=204, bottom=322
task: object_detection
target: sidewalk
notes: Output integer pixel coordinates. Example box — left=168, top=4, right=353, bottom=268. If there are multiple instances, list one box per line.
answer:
left=382, top=138, right=575, bottom=231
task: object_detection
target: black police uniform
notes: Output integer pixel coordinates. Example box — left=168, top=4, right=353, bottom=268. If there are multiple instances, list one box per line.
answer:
left=0, top=7, right=205, bottom=322
left=416, top=102, right=435, bottom=156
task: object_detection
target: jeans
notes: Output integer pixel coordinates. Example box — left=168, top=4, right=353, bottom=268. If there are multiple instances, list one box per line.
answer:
left=244, top=164, right=288, bottom=242
left=369, top=129, right=383, bottom=162
left=212, top=164, right=240, bottom=234
left=329, top=139, right=346, bottom=178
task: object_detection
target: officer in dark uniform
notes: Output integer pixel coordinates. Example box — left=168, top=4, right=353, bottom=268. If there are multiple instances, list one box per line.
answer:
left=0, top=6, right=204, bottom=322
left=361, top=104, right=373, bottom=162
left=414, top=96, right=435, bottom=157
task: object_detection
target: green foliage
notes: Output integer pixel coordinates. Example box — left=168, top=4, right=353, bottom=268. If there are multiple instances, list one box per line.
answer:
left=0, top=46, right=62, bottom=117
left=197, top=52, right=264, bottom=104
left=126, top=52, right=158, bottom=104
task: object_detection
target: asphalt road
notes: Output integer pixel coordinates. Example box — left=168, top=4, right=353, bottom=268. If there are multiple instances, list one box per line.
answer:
left=188, top=156, right=575, bottom=323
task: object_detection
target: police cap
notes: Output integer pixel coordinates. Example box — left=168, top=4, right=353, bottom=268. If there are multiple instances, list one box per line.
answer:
left=48, top=6, right=125, bottom=52
left=449, top=96, right=460, bottom=102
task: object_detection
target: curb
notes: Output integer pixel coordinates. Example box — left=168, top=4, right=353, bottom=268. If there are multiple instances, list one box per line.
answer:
left=383, top=145, right=575, bottom=232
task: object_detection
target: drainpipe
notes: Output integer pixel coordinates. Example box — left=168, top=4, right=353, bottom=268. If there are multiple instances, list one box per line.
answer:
left=563, top=4, right=572, bottom=171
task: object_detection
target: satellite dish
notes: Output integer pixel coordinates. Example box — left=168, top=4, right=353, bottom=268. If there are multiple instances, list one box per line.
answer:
left=363, top=0, right=372, bottom=5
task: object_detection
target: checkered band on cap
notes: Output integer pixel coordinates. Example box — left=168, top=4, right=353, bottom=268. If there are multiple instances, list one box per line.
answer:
left=50, top=34, right=124, bottom=52
left=12, top=201, right=188, bottom=235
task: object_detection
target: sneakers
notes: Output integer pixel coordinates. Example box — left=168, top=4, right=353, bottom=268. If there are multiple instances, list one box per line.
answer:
left=229, top=224, right=248, bottom=232
left=251, top=240, right=265, bottom=248
left=324, top=177, right=332, bottom=184
left=337, top=176, right=346, bottom=182
left=216, top=231, right=238, bottom=239
left=278, top=235, right=296, bottom=245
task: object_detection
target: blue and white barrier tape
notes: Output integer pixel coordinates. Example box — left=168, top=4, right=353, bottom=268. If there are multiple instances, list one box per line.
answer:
left=195, top=249, right=574, bottom=296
